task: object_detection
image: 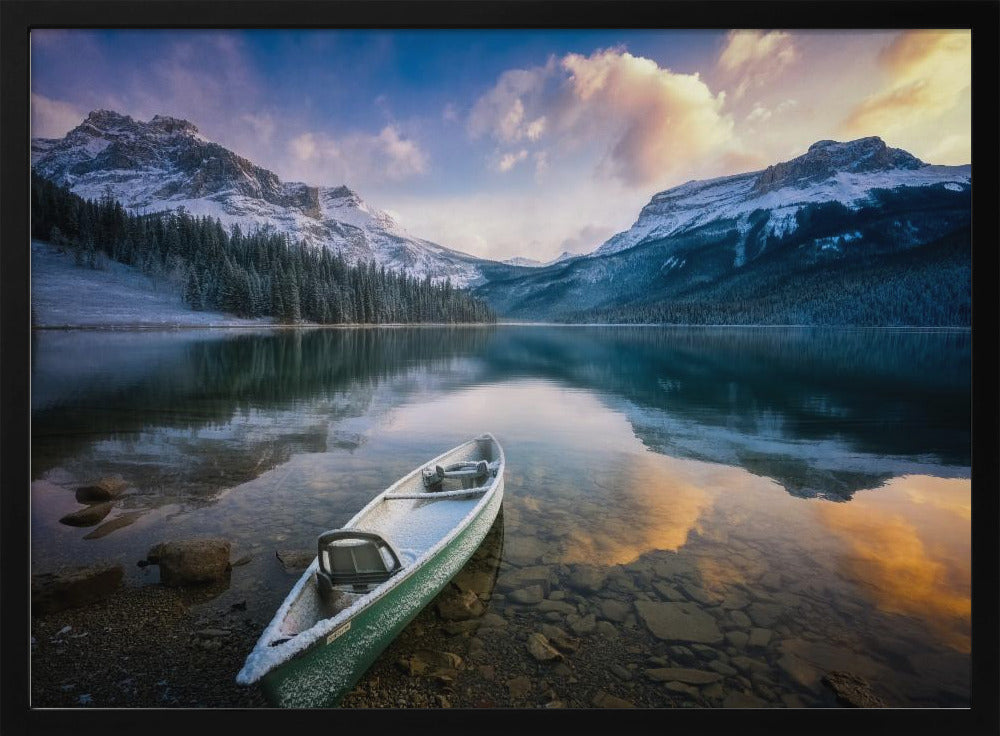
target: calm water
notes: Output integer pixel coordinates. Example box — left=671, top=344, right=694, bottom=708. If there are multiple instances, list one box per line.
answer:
left=30, top=325, right=972, bottom=707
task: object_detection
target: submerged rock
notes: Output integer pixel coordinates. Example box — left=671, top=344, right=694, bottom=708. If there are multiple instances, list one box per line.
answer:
left=567, top=565, right=607, bottom=593
left=508, top=585, right=545, bottom=605
left=32, top=563, right=124, bottom=616
left=275, top=549, right=314, bottom=572
left=644, top=667, right=722, bottom=684
left=59, top=502, right=113, bottom=527
left=506, top=675, right=532, bottom=699
left=401, top=649, right=462, bottom=678
left=75, top=476, right=128, bottom=503
left=592, top=690, right=635, bottom=708
left=436, top=589, right=486, bottom=620
left=526, top=633, right=563, bottom=662
left=822, top=671, right=888, bottom=708
left=539, top=624, right=579, bottom=653
left=635, top=600, right=724, bottom=644
left=146, top=538, right=231, bottom=587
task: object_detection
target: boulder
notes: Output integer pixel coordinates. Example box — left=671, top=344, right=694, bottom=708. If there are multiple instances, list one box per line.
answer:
left=146, top=538, right=231, bottom=587
left=635, top=600, right=724, bottom=644
left=32, top=563, right=124, bottom=616
left=75, top=476, right=127, bottom=503
left=822, top=671, right=887, bottom=708
left=59, top=502, right=112, bottom=527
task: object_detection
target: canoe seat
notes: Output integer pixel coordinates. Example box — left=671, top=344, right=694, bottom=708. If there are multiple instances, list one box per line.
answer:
left=422, top=460, right=492, bottom=488
left=316, top=530, right=402, bottom=598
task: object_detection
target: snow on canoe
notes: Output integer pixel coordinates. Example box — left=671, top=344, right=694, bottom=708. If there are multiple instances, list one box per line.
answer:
left=236, top=433, right=505, bottom=708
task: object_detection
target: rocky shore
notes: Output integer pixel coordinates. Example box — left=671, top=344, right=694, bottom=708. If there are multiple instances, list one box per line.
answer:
left=30, top=506, right=960, bottom=710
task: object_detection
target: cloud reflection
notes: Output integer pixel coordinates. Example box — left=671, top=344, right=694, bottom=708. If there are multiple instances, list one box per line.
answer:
left=818, top=475, right=971, bottom=652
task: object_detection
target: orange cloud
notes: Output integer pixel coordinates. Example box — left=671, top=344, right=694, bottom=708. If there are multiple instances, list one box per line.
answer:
left=841, top=30, right=970, bottom=150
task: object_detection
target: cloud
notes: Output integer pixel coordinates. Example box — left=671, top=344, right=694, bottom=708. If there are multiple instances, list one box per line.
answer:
left=469, top=48, right=736, bottom=188
left=30, top=92, right=85, bottom=138
left=717, top=30, right=797, bottom=100
left=497, top=149, right=528, bottom=173
left=241, top=113, right=276, bottom=144
left=287, top=124, right=428, bottom=186
left=718, top=30, right=795, bottom=71
left=558, top=223, right=616, bottom=254
left=841, top=30, right=971, bottom=141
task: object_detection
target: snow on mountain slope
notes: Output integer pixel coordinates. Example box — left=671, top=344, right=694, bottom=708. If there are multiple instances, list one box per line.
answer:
left=32, top=110, right=492, bottom=287
left=504, top=251, right=580, bottom=268
left=595, top=137, right=971, bottom=257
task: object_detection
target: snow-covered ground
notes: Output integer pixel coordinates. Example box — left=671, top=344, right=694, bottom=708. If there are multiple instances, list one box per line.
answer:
left=30, top=240, right=273, bottom=328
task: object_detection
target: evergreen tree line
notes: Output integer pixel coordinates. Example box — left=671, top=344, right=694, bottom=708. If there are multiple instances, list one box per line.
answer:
left=31, top=174, right=497, bottom=324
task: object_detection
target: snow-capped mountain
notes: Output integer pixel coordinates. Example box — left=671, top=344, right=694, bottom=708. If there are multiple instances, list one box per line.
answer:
left=473, top=137, right=971, bottom=324
left=595, top=137, right=970, bottom=257
left=31, top=110, right=492, bottom=286
left=503, top=251, right=580, bottom=268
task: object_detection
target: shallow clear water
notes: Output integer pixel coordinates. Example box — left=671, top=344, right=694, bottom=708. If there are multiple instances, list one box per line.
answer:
left=30, top=325, right=971, bottom=707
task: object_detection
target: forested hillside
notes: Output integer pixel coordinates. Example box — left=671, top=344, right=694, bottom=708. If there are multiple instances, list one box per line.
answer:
left=31, top=174, right=496, bottom=325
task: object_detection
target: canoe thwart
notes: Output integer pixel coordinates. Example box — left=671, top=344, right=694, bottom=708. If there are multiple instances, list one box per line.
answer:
left=383, top=484, right=493, bottom=500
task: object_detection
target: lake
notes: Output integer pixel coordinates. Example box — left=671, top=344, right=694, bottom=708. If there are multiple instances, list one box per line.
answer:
left=30, top=325, right=972, bottom=708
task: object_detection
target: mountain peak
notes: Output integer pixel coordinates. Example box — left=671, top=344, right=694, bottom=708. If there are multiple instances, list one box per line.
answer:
left=753, top=136, right=924, bottom=195
left=149, top=114, right=200, bottom=135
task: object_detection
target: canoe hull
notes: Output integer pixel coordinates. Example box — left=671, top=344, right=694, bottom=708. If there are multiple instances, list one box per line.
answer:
left=260, top=480, right=504, bottom=708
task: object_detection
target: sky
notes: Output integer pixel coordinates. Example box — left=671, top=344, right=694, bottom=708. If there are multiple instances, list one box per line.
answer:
left=30, top=29, right=972, bottom=262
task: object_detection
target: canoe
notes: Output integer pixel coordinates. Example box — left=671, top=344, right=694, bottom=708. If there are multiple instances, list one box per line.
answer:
left=236, top=433, right=505, bottom=708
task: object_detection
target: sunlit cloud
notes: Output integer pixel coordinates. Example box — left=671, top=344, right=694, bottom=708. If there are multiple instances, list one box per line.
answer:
left=717, top=30, right=797, bottom=100
left=469, top=48, right=737, bottom=188
left=287, top=124, right=429, bottom=186
left=841, top=30, right=971, bottom=158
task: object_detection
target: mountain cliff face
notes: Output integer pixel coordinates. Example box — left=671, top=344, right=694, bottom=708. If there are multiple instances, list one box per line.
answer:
left=32, top=110, right=491, bottom=286
left=473, top=137, right=971, bottom=324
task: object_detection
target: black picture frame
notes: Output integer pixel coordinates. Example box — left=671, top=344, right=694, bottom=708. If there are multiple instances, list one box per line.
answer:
left=3, top=2, right=997, bottom=735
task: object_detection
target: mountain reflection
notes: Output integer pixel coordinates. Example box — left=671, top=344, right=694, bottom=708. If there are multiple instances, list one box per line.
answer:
left=32, top=325, right=969, bottom=506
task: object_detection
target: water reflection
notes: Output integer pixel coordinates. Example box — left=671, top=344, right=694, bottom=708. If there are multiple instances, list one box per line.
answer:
left=30, top=325, right=971, bottom=707
left=818, top=475, right=971, bottom=653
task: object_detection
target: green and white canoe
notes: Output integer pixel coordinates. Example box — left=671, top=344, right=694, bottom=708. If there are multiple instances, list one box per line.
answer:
left=236, top=433, right=505, bottom=708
